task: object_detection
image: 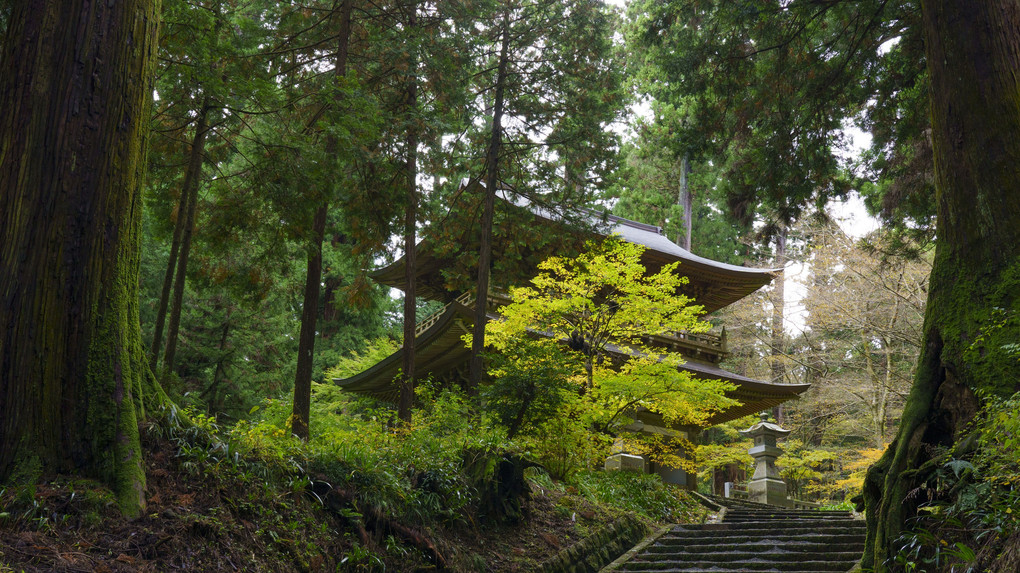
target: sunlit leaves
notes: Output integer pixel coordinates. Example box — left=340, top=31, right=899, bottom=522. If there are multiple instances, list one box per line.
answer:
left=483, top=238, right=737, bottom=436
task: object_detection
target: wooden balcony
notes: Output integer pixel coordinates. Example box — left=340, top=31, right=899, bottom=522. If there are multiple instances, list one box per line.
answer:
left=646, top=330, right=728, bottom=364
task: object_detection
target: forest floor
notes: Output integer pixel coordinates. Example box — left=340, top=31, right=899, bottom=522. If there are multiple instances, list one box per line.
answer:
left=0, top=428, right=663, bottom=572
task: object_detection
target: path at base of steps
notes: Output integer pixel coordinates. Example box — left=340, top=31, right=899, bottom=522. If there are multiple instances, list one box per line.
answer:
left=608, top=495, right=865, bottom=573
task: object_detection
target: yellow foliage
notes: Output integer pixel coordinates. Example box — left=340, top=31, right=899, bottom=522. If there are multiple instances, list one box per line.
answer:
left=479, top=238, right=738, bottom=436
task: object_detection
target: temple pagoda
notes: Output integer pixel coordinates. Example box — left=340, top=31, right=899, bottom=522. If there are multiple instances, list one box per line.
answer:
left=335, top=186, right=809, bottom=488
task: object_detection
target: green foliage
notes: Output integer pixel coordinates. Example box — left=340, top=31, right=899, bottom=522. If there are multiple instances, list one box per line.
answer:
left=483, top=336, right=578, bottom=440
left=889, top=391, right=1020, bottom=572
left=779, top=440, right=838, bottom=501
left=520, top=405, right=612, bottom=483
left=695, top=439, right=753, bottom=487
left=572, top=470, right=707, bottom=524
left=485, top=238, right=737, bottom=438
left=974, top=391, right=1020, bottom=488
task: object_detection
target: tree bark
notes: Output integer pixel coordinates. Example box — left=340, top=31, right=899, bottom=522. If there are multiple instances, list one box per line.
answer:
left=398, top=2, right=419, bottom=424
left=468, top=8, right=511, bottom=395
left=150, top=194, right=184, bottom=371
left=151, top=99, right=211, bottom=373
left=0, top=0, right=161, bottom=516
left=862, top=2, right=1020, bottom=569
left=291, top=0, right=353, bottom=441
left=770, top=228, right=787, bottom=423
left=292, top=204, right=327, bottom=441
left=161, top=102, right=212, bottom=381
left=678, top=153, right=692, bottom=251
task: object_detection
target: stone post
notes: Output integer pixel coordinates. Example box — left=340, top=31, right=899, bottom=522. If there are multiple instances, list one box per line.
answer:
left=739, top=411, right=792, bottom=507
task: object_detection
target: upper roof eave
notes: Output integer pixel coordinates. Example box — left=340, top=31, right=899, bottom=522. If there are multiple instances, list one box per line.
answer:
left=370, top=187, right=780, bottom=310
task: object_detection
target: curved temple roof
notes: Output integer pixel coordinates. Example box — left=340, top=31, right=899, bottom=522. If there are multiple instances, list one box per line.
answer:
left=371, top=188, right=780, bottom=314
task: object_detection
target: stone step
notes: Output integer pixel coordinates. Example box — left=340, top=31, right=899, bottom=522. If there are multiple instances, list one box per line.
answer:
left=722, top=517, right=857, bottom=524
left=664, top=525, right=864, bottom=537
left=650, top=535, right=866, bottom=546
left=616, top=558, right=856, bottom=566
left=616, top=566, right=856, bottom=570
left=723, top=510, right=854, bottom=518
left=648, top=541, right=866, bottom=554
left=723, top=515, right=854, bottom=521
left=635, top=550, right=865, bottom=562
left=662, top=528, right=864, bottom=539
left=613, top=494, right=865, bottom=573
left=718, top=519, right=864, bottom=528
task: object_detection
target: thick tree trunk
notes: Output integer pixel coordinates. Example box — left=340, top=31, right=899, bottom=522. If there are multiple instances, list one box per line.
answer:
left=291, top=0, right=353, bottom=440
left=162, top=103, right=212, bottom=381
left=398, top=2, right=419, bottom=424
left=862, top=2, right=1020, bottom=569
left=0, top=0, right=161, bottom=516
left=468, top=8, right=511, bottom=394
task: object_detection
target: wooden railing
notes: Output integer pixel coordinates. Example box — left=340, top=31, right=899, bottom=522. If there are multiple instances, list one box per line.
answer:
left=414, top=291, right=475, bottom=337
left=647, top=330, right=728, bottom=363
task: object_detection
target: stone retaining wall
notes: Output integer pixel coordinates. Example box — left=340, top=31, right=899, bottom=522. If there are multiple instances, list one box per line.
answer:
left=538, top=514, right=651, bottom=573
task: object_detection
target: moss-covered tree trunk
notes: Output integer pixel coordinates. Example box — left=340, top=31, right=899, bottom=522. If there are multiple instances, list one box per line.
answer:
left=0, top=0, right=161, bottom=517
left=862, top=2, right=1020, bottom=569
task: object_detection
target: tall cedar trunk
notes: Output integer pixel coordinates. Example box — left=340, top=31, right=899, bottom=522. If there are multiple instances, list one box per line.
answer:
left=468, top=8, right=511, bottom=394
left=291, top=0, right=353, bottom=441
left=678, top=153, right=692, bottom=251
left=150, top=188, right=186, bottom=370
left=0, top=0, right=160, bottom=516
left=151, top=98, right=211, bottom=373
left=398, top=3, right=419, bottom=423
left=862, top=2, right=1020, bottom=569
left=162, top=103, right=212, bottom=380
left=770, top=228, right=787, bottom=423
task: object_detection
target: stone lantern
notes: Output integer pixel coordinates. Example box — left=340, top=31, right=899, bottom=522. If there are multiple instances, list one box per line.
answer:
left=739, top=411, right=792, bottom=507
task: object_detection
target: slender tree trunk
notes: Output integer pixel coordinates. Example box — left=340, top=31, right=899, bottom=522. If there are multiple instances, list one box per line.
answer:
left=678, top=153, right=692, bottom=251
left=162, top=103, right=212, bottom=381
left=468, top=8, right=511, bottom=394
left=293, top=204, right=327, bottom=441
left=213, top=308, right=231, bottom=414
left=861, top=330, right=884, bottom=447
left=770, top=228, right=787, bottom=423
left=151, top=98, right=212, bottom=372
left=291, top=0, right=353, bottom=441
left=150, top=191, right=186, bottom=371
left=863, top=2, right=1020, bottom=568
left=879, top=337, right=891, bottom=447
left=0, top=0, right=161, bottom=516
left=398, top=3, right=420, bottom=423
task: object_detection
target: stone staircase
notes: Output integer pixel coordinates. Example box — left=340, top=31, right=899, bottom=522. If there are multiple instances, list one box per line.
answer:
left=611, top=496, right=865, bottom=573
